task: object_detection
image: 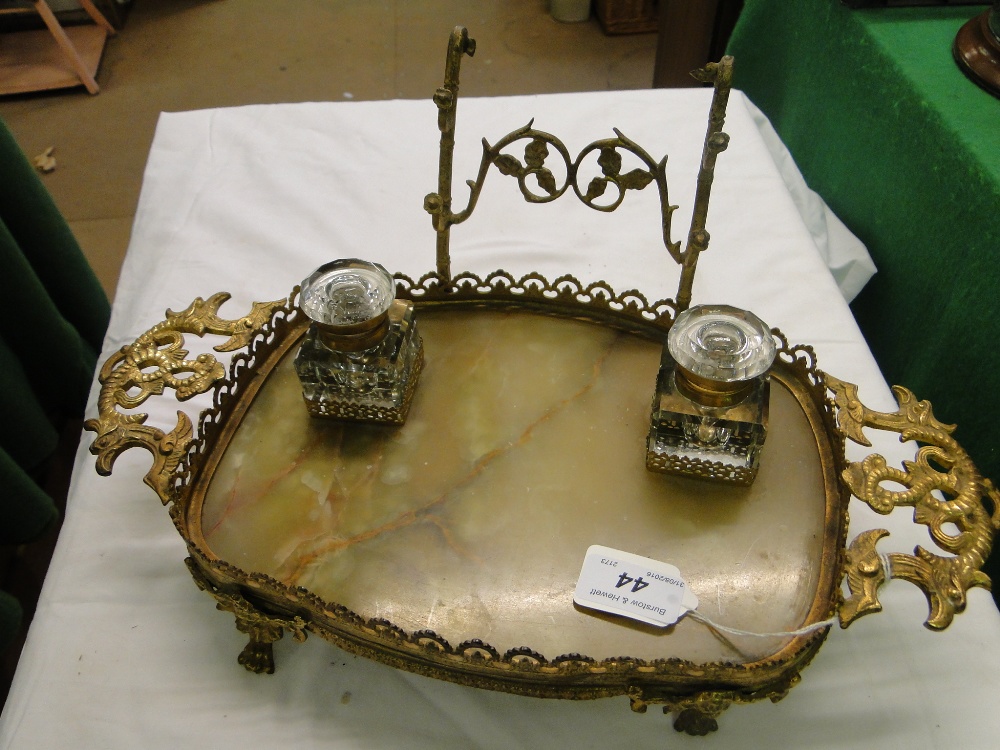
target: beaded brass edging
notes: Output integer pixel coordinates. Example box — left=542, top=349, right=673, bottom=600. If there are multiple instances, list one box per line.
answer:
left=86, top=278, right=862, bottom=736
left=83, top=277, right=997, bottom=733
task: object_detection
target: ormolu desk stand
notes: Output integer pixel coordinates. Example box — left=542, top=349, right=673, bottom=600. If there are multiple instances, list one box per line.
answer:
left=85, top=27, right=998, bottom=736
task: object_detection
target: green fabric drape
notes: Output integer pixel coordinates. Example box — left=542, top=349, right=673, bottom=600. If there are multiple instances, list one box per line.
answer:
left=0, top=591, right=21, bottom=652
left=0, top=116, right=111, bottom=646
left=727, top=1, right=1000, bottom=597
left=0, top=122, right=109, bottom=354
left=0, top=335, right=59, bottom=474
left=0, top=215, right=98, bottom=417
left=727, top=1, right=999, bottom=479
left=0, top=447, right=57, bottom=545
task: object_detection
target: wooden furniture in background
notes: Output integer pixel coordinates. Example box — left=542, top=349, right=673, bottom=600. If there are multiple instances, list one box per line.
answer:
left=653, top=0, right=743, bottom=88
left=595, top=0, right=659, bottom=34
left=0, top=0, right=115, bottom=95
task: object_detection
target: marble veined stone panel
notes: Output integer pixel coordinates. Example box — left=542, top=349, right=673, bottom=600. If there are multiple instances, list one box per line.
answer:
left=201, top=310, right=827, bottom=664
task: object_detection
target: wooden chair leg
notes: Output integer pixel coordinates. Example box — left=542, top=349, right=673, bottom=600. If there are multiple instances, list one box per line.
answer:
left=77, top=0, right=116, bottom=36
left=30, top=0, right=102, bottom=94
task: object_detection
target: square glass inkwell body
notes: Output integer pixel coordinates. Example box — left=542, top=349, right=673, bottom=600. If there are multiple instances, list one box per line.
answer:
left=646, top=304, right=776, bottom=486
left=294, top=259, right=423, bottom=425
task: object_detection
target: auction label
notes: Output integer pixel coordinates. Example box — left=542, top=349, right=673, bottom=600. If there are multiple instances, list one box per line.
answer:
left=573, top=545, right=698, bottom=627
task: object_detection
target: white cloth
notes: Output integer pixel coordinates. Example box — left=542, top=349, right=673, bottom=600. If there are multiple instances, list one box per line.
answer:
left=2, top=90, right=996, bottom=750
left=745, top=99, right=876, bottom=303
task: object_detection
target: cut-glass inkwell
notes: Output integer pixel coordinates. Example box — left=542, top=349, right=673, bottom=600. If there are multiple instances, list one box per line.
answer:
left=646, top=304, right=776, bottom=486
left=294, top=259, right=423, bottom=425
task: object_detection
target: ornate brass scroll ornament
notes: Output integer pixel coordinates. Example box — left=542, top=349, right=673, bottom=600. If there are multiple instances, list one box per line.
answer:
left=424, top=26, right=732, bottom=312
left=85, top=292, right=288, bottom=505
left=828, top=376, right=999, bottom=629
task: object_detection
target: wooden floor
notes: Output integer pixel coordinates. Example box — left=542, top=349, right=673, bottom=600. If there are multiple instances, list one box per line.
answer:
left=0, top=0, right=659, bottom=302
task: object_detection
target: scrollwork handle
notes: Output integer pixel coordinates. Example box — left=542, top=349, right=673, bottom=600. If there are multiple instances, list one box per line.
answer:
left=85, top=292, right=289, bottom=504
left=827, top=374, right=999, bottom=629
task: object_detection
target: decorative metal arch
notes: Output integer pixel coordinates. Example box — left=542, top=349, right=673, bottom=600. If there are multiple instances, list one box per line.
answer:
left=422, top=26, right=734, bottom=312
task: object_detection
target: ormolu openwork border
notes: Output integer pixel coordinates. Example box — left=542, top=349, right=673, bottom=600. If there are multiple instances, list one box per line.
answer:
left=396, top=269, right=679, bottom=334
left=84, top=277, right=863, bottom=735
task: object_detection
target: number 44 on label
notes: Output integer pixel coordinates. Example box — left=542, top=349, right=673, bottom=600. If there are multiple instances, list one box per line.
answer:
left=573, top=545, right=699, bottom=627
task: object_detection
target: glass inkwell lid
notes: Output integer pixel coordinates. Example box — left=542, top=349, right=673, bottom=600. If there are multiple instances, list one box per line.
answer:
left=299, top=260, right=396, bottom=349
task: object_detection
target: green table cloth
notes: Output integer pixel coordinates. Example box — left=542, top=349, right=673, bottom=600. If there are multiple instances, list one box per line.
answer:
left=728, top=1, right=1000, bottom=584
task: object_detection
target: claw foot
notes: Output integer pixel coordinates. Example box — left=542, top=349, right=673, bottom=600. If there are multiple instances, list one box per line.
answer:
left=238, top=636, right=277, bottom=674
left=671, top=707, right=720, bottom=736
left=665, top=692, right=732, bottom=736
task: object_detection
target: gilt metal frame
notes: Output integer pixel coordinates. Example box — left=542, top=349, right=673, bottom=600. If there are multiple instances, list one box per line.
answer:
left=84, top=280, right=998, bottom=735
left=85, top=287, right=846, bottom=738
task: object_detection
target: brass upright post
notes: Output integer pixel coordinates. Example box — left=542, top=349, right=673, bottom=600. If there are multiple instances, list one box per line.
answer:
left=676, top=56, right=733, bottom=312
left=426, top=27, right=476, bottom=283
left=424, top=28, right=732, bottom=313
